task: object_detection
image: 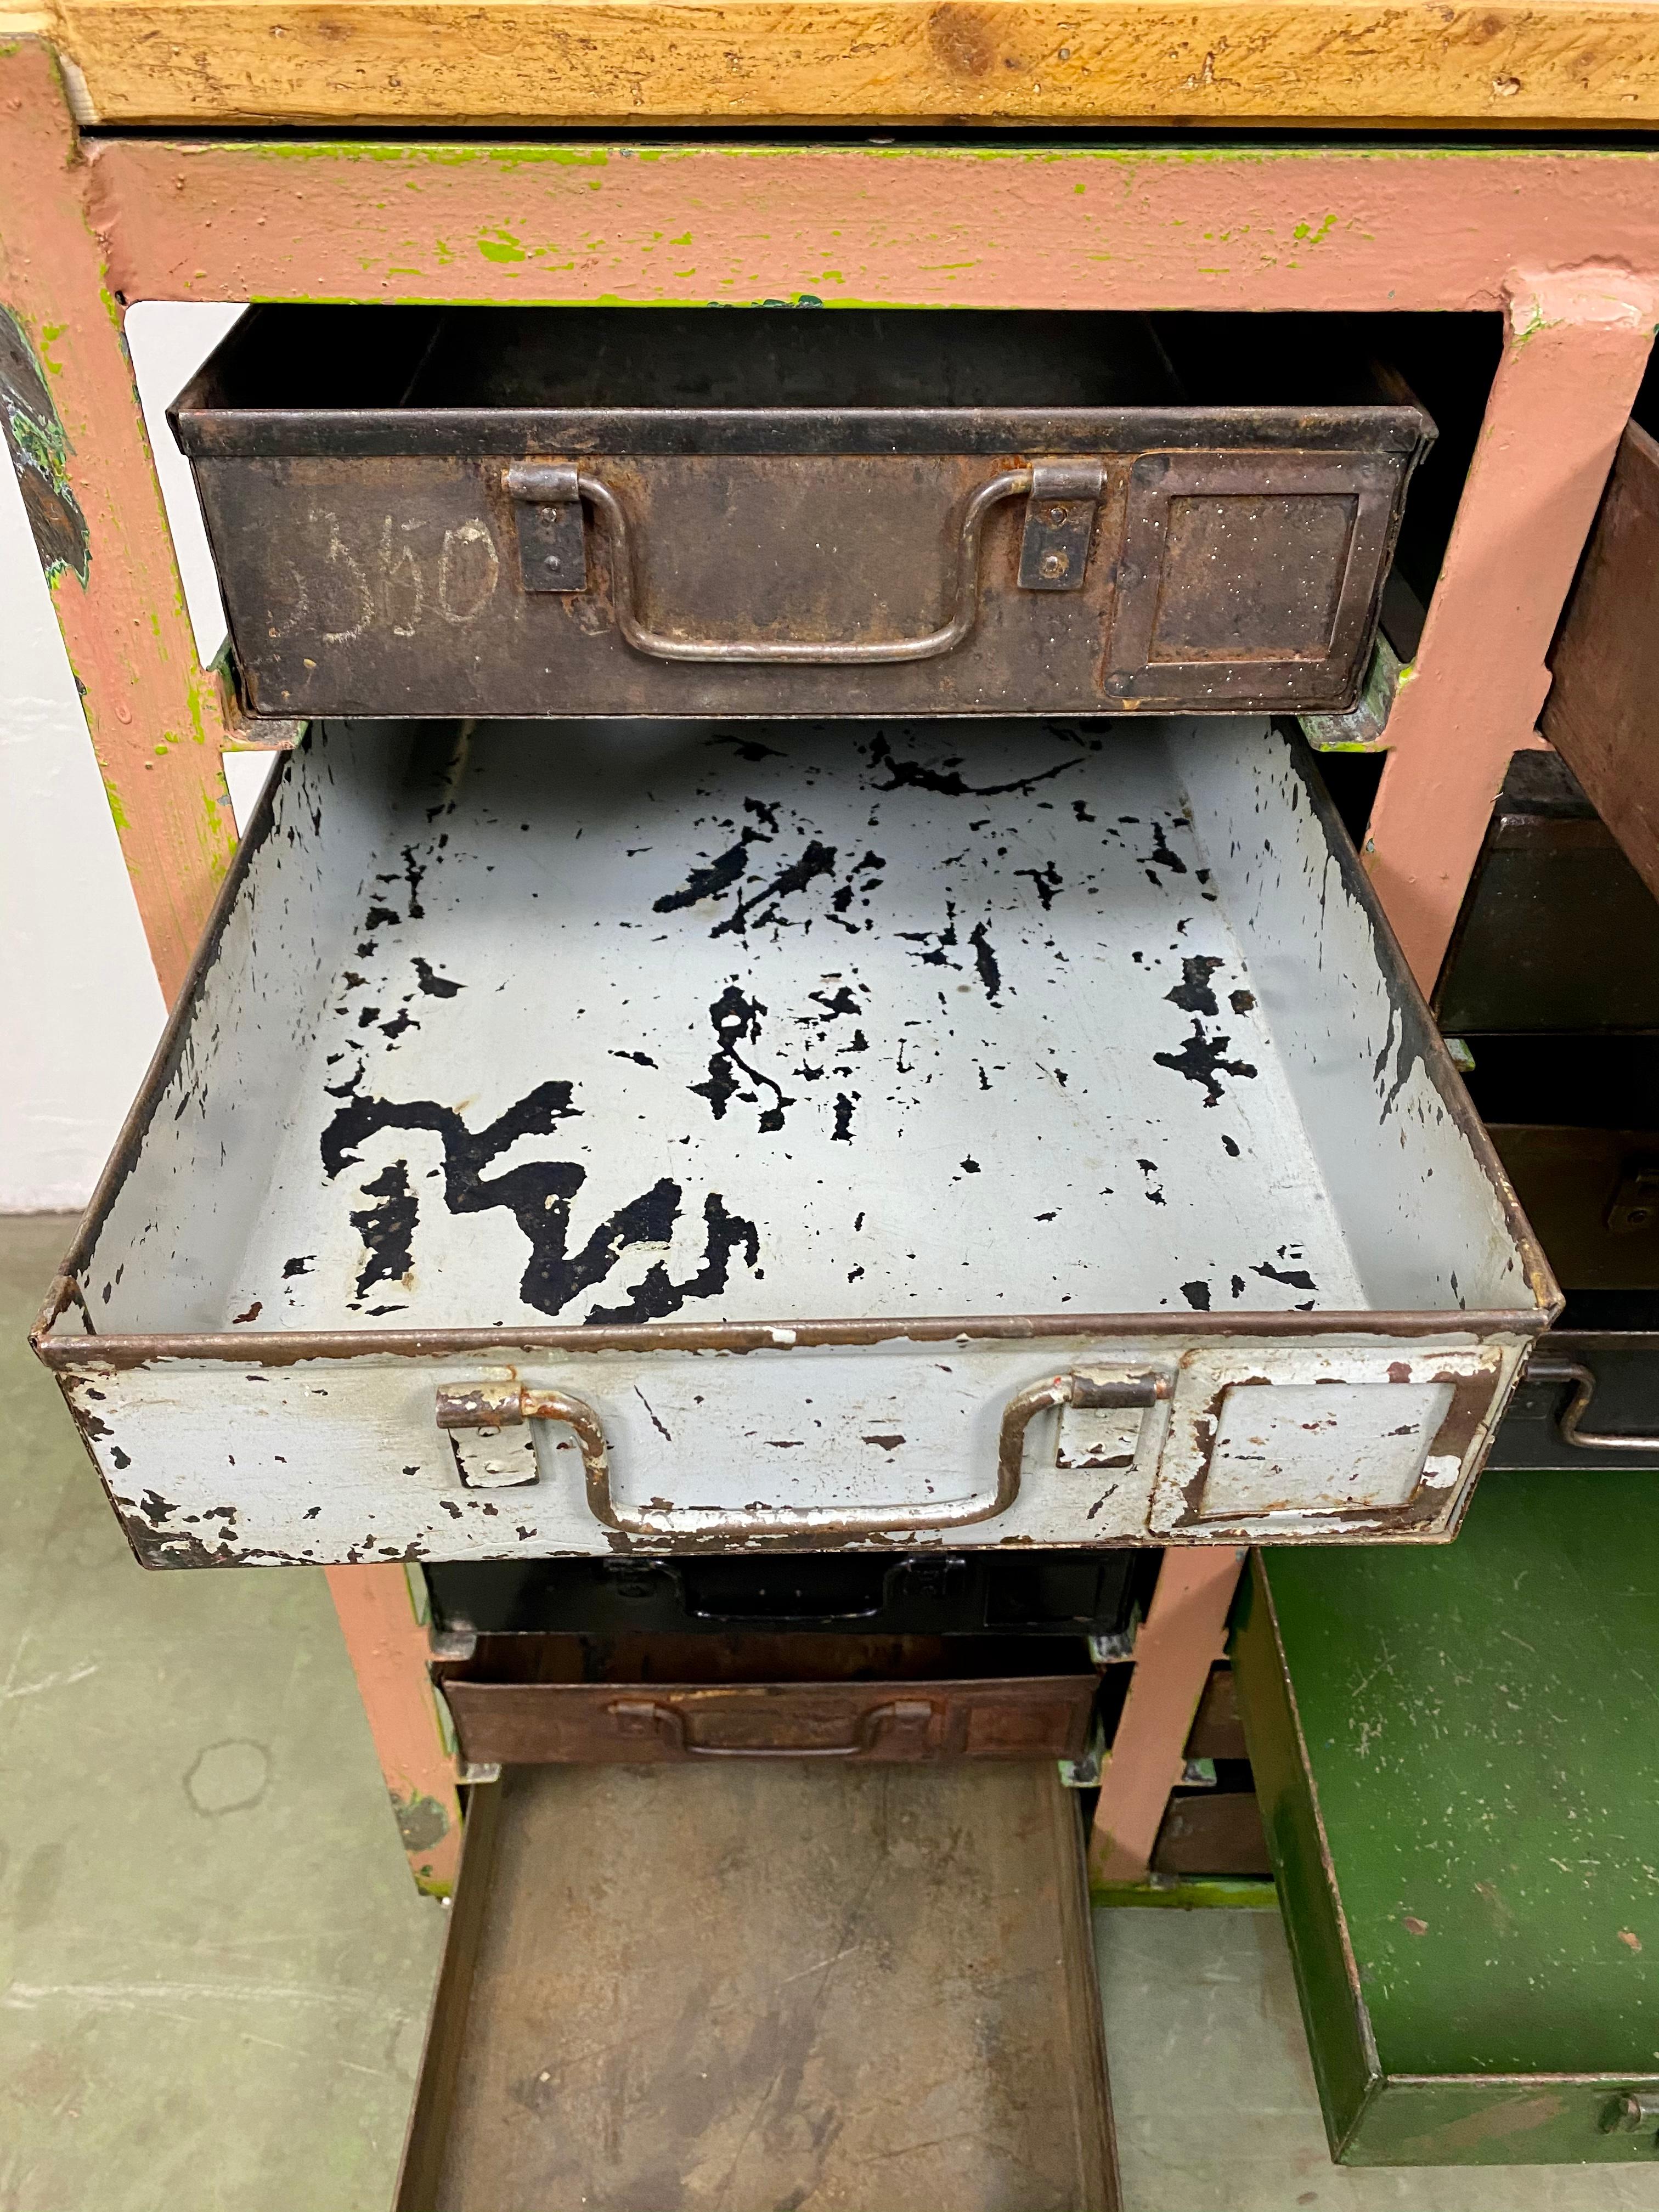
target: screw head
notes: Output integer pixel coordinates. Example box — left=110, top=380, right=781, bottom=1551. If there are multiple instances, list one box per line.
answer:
left=1040, top=550, right=1069, bottom=579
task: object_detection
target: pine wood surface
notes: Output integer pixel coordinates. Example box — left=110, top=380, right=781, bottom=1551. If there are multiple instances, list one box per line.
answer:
left=14, top=0, right=1659, bottom=129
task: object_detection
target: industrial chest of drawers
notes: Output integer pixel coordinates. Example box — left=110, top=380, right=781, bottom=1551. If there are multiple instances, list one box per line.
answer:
left=170, top=305, right=1432, bottom=722
left=33, top=712, right=1553, bottom=1565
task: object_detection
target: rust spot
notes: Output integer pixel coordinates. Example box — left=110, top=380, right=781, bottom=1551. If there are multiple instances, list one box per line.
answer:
left=1620, top=1929, right=1643, bottom=1953
left=928, top=2, right=997, bottom=76
left=1389, top=1360, right=1413, bottom=1383
left=862, top=1434, right=906, bottom=1451
left=230, top=1300, right=263, bottom=1324
left=1403, top=1915, right=1429, bottom=1936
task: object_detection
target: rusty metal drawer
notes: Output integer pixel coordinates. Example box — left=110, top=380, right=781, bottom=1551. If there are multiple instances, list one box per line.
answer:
left=395, top=1762, right=1118, bottom=2211
left=171, top=306, right=1432, bottom=721
left=33, top=714, right=1553, bottom=1565
left=435, top=1631, right=1100, bottom=1769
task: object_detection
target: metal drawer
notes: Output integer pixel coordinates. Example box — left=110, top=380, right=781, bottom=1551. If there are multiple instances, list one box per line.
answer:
left=33, top=715, right=1553, bottom=1564
left=171, top=306, right=1432, bottom=721
left=1434, top=750, right=1659, bottom=1035
left=1491, top=1300, right=1659, bottom=1470
left=395, top=1763, right=1118, bottom=2211
left=435, top=1632, right=1100, bottom=1768
left=1542, top=404, right=1659, bottom=909
left=425, top=1548, right=1149, bottom=1640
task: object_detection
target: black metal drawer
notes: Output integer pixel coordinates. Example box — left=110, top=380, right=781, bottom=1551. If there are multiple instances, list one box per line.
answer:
left=1435, top=751, right=1659, bottom=1035
left=425, top=1547, right=1150, bottom=1640
left=171, top=305, right=1431, bottom=721
left=1492, top=1298, right=1659, bottom=1470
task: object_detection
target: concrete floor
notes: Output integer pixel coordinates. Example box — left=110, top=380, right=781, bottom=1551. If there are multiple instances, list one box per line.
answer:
left=1097, top=1908, right=1659, bottom=2212
left=7, top=1208, right=1659, bottom=2211
left=1, top=1215, right=445, bottom=2210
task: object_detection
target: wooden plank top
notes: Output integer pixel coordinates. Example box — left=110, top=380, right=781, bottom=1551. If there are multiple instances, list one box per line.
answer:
left=13, top=0, right=1659, bottom=129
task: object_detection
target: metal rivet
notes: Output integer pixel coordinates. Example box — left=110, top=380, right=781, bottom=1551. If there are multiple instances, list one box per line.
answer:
left=1040, top=550, right=1069, bottom=579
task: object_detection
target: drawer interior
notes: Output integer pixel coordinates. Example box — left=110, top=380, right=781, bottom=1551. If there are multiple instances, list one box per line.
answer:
left=425, top=1545, right=1149, bottom=1637
left=176, top=303, right=1406, bottom=424
left=397, top=1763, right=1117, bottom=2210
left=66, top=715, right=1528, bottom=1341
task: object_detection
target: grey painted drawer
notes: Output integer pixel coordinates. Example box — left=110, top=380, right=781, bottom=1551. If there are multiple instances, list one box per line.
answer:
left=34, top=716, right=1553, bottom=1566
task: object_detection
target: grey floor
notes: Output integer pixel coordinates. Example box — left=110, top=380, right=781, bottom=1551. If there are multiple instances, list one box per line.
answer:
left=5, top=1210, right=1658, bottom=2211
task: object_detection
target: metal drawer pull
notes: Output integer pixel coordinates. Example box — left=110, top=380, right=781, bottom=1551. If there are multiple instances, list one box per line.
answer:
left=504, top=460, right=1103, bottom=664
left=606, top=1698, right=935, bottom=1759
left=1527, top=1357, right=1659, bottom=1454
left=437, top=1368, right=1165, bottom=1534
left=997, top=1372, right=1171, bottom=1500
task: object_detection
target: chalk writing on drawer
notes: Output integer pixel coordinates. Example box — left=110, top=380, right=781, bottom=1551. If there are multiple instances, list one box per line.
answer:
left=299, top=510, right=501, bottom=643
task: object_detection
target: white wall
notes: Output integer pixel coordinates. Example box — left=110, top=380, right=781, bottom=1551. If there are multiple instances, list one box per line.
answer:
left=0, top=302, right=257, bottom=1213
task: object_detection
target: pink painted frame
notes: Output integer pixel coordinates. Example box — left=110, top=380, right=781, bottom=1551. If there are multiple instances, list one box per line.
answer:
left=6, top=44, right=1655, bottom=1882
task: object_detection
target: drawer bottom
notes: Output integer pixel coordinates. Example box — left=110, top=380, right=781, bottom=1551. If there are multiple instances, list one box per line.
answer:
left=398, top=1763, right=1119, bottom=2211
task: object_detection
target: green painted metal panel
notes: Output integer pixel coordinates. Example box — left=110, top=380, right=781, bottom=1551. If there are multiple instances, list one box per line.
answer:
left=1236, top=1469, right=1659, bottom=2165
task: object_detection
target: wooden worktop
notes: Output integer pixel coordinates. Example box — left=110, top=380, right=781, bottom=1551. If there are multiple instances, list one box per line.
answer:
left=9, top=0, right=1658, bottom=129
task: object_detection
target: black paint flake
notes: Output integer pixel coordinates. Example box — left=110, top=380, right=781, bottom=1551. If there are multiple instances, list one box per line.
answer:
left=899, top=901, right=959, bottom=970
left=1141, top=820, right=1189, bottom=877
left=1153, top=1022, right=1259, bottom=1108
left=1014, top=861, right=1063, bottom=912
left=865, top=735, right=1086, bottom=800
left=691, top=984, right=795, bottom=1132
left=411, top=957, right=464, bottom=998
left=1251, top=1256, right=1318, bottom=1294
left=653, top=838, right=752, bottom=914
left=969, top=922, right=1002, bottom=1005
left=1181, top=1280, right=1212, bottom=1311
left=350, top=1161, right=418, bottom=1301
left=710, top=840, right=837, bottom=940
left=1165, top=955, right=1224, bottom=1016
left=321, top=1083, right=759, bottom=1323
left=832, top=1093, right=857, bottom=1142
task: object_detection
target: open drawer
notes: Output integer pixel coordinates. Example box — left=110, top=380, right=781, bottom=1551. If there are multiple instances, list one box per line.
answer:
left=171, top=306, right=1432, bottom=721
left=33, top=715, right=1554, bottom=1564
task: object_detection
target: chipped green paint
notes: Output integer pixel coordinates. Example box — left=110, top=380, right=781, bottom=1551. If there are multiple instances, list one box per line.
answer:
left=241, top=139, right=1659, bottom=170
left=477, top=228, right=528, bottom=264
left=102, top=776, right=130, bottom=836
left=1092, top=1875, right=1278, bottom=1910
left=0, top=305, right=89, bottom=588
left=1292, top=213, right=1339, bottom=246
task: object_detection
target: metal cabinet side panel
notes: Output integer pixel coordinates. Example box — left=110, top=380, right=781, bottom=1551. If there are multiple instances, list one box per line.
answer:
left=1172, top=723, right=1550, bottom=1319
left=1340, top=2077, right=1659, bottom=2166
left=75, top=727, right=413, bottom=1334
left=1243, top=1485, right=1659, bottom=2163
left=1231, top=1555, right=1379, bottom=2158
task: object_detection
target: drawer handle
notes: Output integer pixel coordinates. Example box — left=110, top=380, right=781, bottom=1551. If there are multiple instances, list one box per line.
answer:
left=1527, top=1356, right=1659, bottom=1454
left=997, top=1371, right=1170, bottom=1501
left=504, top=460, right=1103, bottom=665
left=606, top=1697, right=936, bottom=1758
left=436, top=1368, right=1166, bottom=1536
